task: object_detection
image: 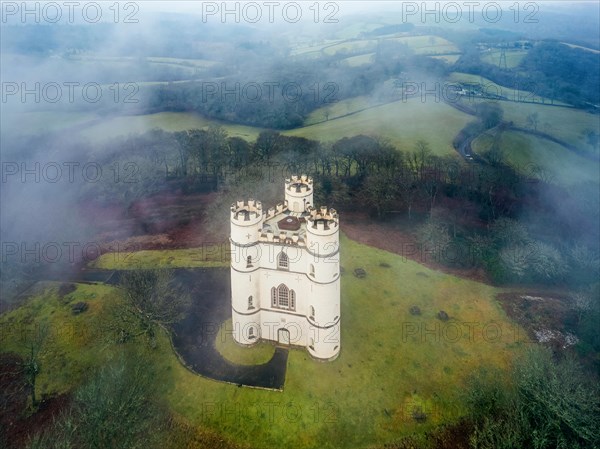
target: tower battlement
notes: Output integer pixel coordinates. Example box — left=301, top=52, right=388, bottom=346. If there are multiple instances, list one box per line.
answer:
left=285, top=174, right=313, bottom=193
left=230, top=199, right=262, bottom=223
left=306, top=206, right=339, bottom=232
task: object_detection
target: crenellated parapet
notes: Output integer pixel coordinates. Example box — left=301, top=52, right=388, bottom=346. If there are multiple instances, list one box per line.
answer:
left=285, top=174, right=313, bottom=191
left=264, top=202, right=287, bottom=220
left=285, top=175, right=313, bottom=213
left=231, top=199, right=263, bottom=224
left=306, top=206, right=339, bottom=234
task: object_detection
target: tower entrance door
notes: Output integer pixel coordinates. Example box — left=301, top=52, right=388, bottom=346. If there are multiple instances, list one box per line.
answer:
left=277, top=328, right=290, bottom=345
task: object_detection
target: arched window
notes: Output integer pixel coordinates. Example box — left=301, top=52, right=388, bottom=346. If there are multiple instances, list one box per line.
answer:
left=278, top=284, right=289, bottom=308
left=248, top=326, right=255, bottom=339
left=277, top=252, right=289, bottom=270
left=309, top=264, right=315, bottom=277
left=272, top=284, right=296, bottom=311
left=310, top=306, right=315, bottom=320
left=246, top=255, right=252, bottom=268
left=248, top=296, right=254, bottom=310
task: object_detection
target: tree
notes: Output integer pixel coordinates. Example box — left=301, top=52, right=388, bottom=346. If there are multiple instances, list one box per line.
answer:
left=476, top=102, right=503, bottom=129
left=21, top=322, right=49, bottom=407
left=116, top=269, right=190, bottom=346
left=526, top=112, right=539, bottom=131
left=465, top=348, right=600, bottom=449
left=360, top=173, right=399, bottom=217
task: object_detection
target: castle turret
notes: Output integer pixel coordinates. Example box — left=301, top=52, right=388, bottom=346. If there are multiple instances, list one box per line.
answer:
left=305, top=206, right=340, bottom=361
left=285, top=175, right=313, bottom=213
left=230, top=199, right=263, bottom=346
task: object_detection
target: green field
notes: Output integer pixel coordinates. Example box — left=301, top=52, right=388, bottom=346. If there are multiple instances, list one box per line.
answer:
left=286, top=98, right=473, bottom=155
left=431, top=54, right=461, bottom=64
left=0, top=234, right=526, bottom=449
left=449, top=72, right=568, bottom=106
left=91, top=245, right=230, bottom=270
left=342, top=53, right=375, bottom=67
left=389, top=35, right=459, bottom=55
left=493, top=102, right=599, bottom=155
left=322, top=39, right=378, bottom=56
left=79, top=112, right=264, bottom=143
left=481, top=49, right=528, bottom=68
left=472, top=130, right=600, bottom=185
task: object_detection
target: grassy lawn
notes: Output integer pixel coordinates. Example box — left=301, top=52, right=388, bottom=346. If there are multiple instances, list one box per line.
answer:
left=1, top=234, right=527, bottom=449
left=90, top=245, right=230, bottom=270
left=215, top=318, right=276, bottom=365
left=79, top=112, right=264, bottom=143
left=286, top=98, right=473, bottom=155
left=472, top=130, right=600, bottom=185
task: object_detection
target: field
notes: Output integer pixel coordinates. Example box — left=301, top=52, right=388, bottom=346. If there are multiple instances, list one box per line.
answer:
left=342, top=53, right=375, bottom=67
left=0, top=234, right=527, bottom=449
left=472, top=130, right=600, bottom=185
left=389, top=35, right=460, bottom=55
left=286, top=98, right=473, bottom=155
left=79, top=112, right=264, bottom=143
left=449, top=72, right=569, bottom=106
left=481, top=49, right=528, bottom=68
left=91, top=245, right=230, bottom=270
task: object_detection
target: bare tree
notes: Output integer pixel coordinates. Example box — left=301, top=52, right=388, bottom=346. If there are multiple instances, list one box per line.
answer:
left=115, top=269, right=190, bottom=346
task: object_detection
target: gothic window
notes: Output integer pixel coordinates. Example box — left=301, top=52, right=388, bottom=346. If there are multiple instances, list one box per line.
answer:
left=310, top=264, right=315, bottom=277
left=278, top=284, right=289, bottom=308
left=278, top=252, right=289, bottom=270
left=310, top=306, right=315, bottom=320
left=246, top=255, right=252, bottom=268
left=249, top=326, right=256, bottom=339
left=248, top=296, right=254, bottom=310
left=273, top=283, right=296, bottom=311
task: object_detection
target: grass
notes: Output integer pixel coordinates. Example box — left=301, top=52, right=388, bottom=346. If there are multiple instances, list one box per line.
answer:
left=342, top=53, right=375, bottom=67
left=79, top=112, right=264, bottom=143
left=430, top=54, right=461, bottom=64
left=490, top=101, right=598, bottom=155
left=322, top=39, right=378, bottom=56
left=1, top=233, right=528, bottom=449
left=0, top=282, right=119, bottom=395
left=449, top=72, right=569, bottom=106
left=472, top=130, right=600, bottom=185
left=481, top=49, right=528, bottom=68
left=286, top=97, right=473, bottom=155
left=389, top=35, right=459, bottom=55
left=90, top=245, right=230, bottom=270
left=215, top=318, right=276, bottom=365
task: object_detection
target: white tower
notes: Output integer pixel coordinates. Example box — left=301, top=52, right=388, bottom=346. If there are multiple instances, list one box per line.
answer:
left=229, top=176, right=341, bottom=361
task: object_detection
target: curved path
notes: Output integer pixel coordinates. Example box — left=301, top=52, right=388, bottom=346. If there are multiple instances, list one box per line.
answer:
left=169, top=268, right=288, bottom=390
left=28, top=266, right=289, bottom=390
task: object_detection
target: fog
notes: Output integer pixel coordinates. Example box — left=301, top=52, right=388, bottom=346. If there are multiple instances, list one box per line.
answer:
left=1, top=0, right=599, bottom=295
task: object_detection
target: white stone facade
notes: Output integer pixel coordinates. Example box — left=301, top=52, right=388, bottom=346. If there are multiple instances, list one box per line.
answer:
left=230, top=175, right=341, bottom=361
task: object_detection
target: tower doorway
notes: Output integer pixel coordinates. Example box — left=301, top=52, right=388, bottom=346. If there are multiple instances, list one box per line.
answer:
left=277, top=328, right=290, bottom=345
